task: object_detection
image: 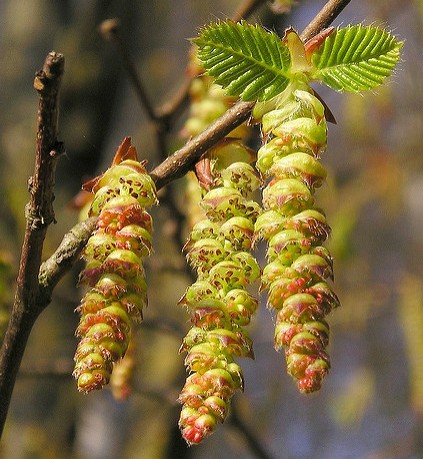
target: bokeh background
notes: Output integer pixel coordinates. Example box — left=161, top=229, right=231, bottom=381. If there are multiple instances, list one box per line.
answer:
left=1, top=1, right=423, bottom=458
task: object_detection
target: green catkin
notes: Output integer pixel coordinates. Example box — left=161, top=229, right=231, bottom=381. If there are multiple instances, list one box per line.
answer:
left=73, top=137, right=157, bottom=393
left=178, top=156, right=261, bottom=445
left=254, top=85, right=340, bottom=393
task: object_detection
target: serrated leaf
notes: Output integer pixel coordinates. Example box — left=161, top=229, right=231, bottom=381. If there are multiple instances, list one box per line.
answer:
left=193, top=20, right=291, bottom=102
left=311, top=25, right=403, bottom=93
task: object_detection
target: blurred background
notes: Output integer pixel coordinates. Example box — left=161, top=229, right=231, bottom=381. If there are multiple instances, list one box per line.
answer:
left=0, top=0, right=422, bottom=458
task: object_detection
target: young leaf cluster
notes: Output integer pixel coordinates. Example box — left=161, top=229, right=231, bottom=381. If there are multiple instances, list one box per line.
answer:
left=194, top=21, right=403, bottom=100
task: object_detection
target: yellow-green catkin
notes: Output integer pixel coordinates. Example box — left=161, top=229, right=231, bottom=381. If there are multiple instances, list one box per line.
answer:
left=73, top=137, right=157, bottom=393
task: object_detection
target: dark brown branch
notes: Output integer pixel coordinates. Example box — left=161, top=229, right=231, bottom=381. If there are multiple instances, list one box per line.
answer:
left=100, top=19, right=157, bottom=122
left=0, top=52, right=64, bottom=437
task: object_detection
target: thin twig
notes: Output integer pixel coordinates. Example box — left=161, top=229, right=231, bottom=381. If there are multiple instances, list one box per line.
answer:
left=0, top=52, right=65, bottom=437
left=232, top=0, right=268, bottom=21
left=37, top=216, right=98, bottom=303
left=300, top=0, right=352, bottom=41
left=150, top=100, right=255, bottom=189
left=230, top=402, right=275, bottom=459
left=156, top=0, right=268, bottom=124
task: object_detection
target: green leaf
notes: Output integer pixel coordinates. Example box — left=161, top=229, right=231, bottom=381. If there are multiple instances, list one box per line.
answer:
left=311, top=25, right=403, bottom=93
left=193, top=20, right=291, bottom=102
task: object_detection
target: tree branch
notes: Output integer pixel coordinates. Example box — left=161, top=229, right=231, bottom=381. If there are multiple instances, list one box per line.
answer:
left=300, top=0, right=352, bottom=42
left=150, top=100, right=255, bottom=189
left=230, top=401, right=275, bottom=459
left=232, top=0, right=267, bottom=22
left=37, top=216, right=97, bottom=303
left=0, top=52, right=65, bottom=436
left=156, top=0, right=268, bottom=124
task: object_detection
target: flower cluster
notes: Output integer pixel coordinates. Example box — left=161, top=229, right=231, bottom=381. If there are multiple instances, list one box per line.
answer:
left=73, top=137, right=157, bottom=393
left=254, top=88, right=340, bottom=393
left=178, top=146, right=261, bottom=444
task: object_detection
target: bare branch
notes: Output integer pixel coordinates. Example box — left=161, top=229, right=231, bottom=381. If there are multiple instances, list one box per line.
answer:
left=156, top=0, right=268, bottom=123
left=232, top=0, right=268, bottom=21
left=99, top=18, right=168, bottom=158
left=0, top=52, right=65, bottom=436
left=230, top=401, right=275, bottom=459
left=38, top=216, right=97, bottom=303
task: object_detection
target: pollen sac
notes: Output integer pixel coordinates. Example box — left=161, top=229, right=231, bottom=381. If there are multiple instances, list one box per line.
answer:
left=201, top=187, right=261, bottom=221
left=74, top=138, right=157, bottom=393
left=284, top=209, right=331, bottom=243
left=266, top=229, right=312, bottom=264
left=179, top=280, right=218, bottom=306
left=224, top=289, right=258, bottom=326
left=272, top=117, right=327, bottom=154
left=219, top=217, right=254, bottom=251
left=270, top=152, right=327, bottom=189
left=254, top=210, right=286, bottom=241
left=254, top=88, right=339, bottom=393
left=256, top=137, right=292, bottom=175
left=185, top=220, right=219, bottom=249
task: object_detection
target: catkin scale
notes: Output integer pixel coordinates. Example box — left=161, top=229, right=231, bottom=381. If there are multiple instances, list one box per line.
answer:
left=73, top=138, right=157, bottom=393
